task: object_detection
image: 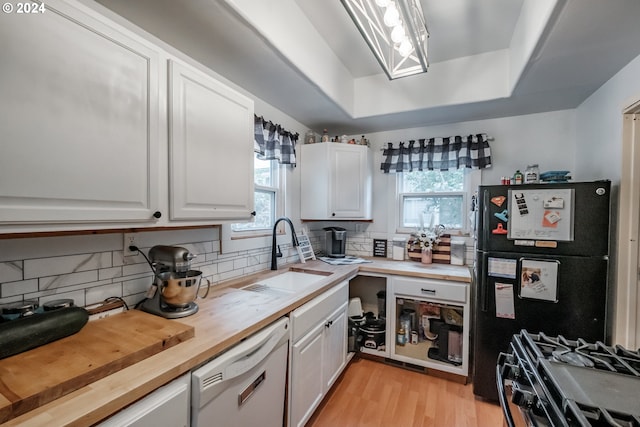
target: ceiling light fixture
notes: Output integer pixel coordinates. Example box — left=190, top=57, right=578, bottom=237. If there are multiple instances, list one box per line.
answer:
left=341, top=0, right=429, bottom=80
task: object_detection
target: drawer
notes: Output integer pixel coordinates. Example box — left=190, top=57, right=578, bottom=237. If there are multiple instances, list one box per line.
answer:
left=392, top=277, right=467, bottom=304
left=291, top=280, right=348, bottom=342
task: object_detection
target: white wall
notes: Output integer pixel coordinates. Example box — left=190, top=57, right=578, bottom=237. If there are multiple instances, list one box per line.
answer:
left=364, top=109, right=577, bottom=235
left=575, top=54, right=640, bottom=182
left=575, top=52, right=640, bottom=345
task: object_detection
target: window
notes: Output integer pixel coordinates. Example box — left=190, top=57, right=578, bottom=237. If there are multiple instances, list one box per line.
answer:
left=398, top=169, right=478, bottom=232
left=231, top=155, right=280, bottom=234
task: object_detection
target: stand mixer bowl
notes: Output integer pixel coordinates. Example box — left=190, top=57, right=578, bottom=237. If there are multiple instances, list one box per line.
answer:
left=157, top=270, right=210, bottom=308
left=156, top=270, right=210, bottom=307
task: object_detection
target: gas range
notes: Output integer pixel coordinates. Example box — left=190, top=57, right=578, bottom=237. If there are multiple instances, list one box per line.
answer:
left=497, top=330, right=640, bottom=427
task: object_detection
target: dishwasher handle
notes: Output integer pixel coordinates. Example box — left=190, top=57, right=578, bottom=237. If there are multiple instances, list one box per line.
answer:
left=238, top=370, right=266, bottom=406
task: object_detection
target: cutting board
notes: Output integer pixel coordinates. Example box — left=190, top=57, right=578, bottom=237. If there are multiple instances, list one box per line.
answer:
left=0, top=309, right=194, bottom=423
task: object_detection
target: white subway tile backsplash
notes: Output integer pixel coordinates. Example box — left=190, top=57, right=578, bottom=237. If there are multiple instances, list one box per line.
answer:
left=218, top=269, right=244, bottom=282
left=0, top=227, right=471, bottom=311
left=122, top=262, right=153, bottom=277
left=24, top=252, right=111, bottom=279
left=123, top=276, right=153, bottom=298
left=0, top=261, right=23, bottom=282
left=39, top=270, right=99, bottom=291
left=85, top=283, right=124, bottom=305
left=39, top=290, right=86, bottom=307
left=98, top=266, right=123, bottom=281
left=1, top=279, right=38, bottom=298
left=233, top=257, right=248, bottom=269
left=217, top=260, right=234, bottom=274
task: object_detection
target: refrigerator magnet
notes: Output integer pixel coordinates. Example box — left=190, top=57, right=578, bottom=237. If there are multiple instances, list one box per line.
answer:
left=518, top=259, right=559, bottom=302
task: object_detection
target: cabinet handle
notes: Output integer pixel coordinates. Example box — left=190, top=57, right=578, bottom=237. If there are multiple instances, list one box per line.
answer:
left=331, top=213, right=336, bottom=217
left=250, top=211, right=256, bottom=216
left=153, top=211, right=162, bottom=219
left=325, top=320, right=333, bottom=328
left=421, top=288, right=436, bottom=295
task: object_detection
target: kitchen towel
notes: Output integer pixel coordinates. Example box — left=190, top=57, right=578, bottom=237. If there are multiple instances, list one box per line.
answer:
left=319, top=256, right=372, bottom=265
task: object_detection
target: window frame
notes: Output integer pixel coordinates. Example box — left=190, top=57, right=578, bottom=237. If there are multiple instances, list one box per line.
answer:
left=396, top=168, right=480, bottom=234
left=221, top=155, right=286, bottom=253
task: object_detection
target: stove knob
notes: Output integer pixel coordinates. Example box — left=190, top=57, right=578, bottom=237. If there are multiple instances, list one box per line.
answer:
left=511, top=387, right=535, bottom=408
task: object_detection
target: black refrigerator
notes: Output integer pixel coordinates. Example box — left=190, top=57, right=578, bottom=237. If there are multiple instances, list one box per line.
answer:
left=472, top=180, right=611, bottom=401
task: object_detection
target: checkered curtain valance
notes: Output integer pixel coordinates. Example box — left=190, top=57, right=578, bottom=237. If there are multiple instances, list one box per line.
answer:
left=254, top=115, right=299, bottom=166
left=380, top=134, right=492, bottom=173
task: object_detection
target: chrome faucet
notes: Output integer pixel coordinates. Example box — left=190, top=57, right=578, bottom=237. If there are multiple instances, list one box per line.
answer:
left=271, top=217, right=299, bottom=270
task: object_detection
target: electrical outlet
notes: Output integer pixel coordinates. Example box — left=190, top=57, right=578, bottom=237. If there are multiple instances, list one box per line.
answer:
left=123, top=233, right=138, bottom=257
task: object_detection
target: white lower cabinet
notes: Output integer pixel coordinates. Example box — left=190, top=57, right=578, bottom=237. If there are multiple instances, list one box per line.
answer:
left=289, top=281, right=348, bottom=427
left=96, top=373, right=190, bottom=427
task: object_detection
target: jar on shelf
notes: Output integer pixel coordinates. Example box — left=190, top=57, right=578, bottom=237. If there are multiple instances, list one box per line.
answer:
left=321, top=129, right=329, bottom=142
left=524, top=164, right=539, bottom=184
left=304, top=130, right=316, bottom=144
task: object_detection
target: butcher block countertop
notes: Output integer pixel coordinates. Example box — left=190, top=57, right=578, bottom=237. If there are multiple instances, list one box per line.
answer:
left=1, top=259, right=470, bottom=427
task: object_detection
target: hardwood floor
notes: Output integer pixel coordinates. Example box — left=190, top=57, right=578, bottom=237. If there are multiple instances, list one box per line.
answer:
left=307, top=357, right=503, bottom=427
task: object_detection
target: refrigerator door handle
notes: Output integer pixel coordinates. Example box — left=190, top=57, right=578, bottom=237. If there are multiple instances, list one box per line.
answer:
left=480, top=256, right=489, bottom=312
left=481, top=189, right=491, bottom=250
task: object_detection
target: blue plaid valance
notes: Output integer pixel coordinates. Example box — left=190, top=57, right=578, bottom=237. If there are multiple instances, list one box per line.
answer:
left=254, top=115, right=299, bottom=166
left=380, top=134, right=492, bottom=173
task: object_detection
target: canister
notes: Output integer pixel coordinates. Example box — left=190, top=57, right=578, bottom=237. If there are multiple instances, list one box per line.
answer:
left=450, top=238, right=466, bottom=265
left=392, top=237, right=406, bottom=260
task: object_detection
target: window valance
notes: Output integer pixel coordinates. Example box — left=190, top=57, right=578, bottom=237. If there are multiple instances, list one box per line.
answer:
left=254, top=115, right=299, bottom=165
left=380, top=133, right=492, bottom=173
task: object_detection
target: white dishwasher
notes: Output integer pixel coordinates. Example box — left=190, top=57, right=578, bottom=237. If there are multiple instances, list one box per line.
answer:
left=191, top=317, right=289, bottom=427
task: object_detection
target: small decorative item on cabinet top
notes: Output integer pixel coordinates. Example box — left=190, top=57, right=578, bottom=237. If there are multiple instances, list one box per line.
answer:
left=406, top=224, right=451, bottom=264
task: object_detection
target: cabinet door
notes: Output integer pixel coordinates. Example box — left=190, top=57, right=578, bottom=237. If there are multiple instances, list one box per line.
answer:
left=96, top=373, right=190, bottom=427
left=300, top=144, right=372, bottom=220
left=169, top=60, right=254, bottom=221
left=331, top=145, right=371, bottom=218
left=290, top=323, right=324, bottom=427
left=0, top=0, right=161, bottom=227
left=322, top=302, right=348, bottom=391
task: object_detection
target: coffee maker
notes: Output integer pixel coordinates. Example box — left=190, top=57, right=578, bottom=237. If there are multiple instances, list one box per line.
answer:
left=140, top=245, right=209, bottom=319
left=324, top=227, right=346, bottom=258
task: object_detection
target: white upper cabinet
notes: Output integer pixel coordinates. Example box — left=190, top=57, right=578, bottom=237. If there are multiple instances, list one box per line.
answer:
left=0, top=0, right=256, bottom=233
left=0, top=0, right=161, bottom=230
left=168, top=60, right=254, bottom=221
left=300, top=143, right=372, bottom=220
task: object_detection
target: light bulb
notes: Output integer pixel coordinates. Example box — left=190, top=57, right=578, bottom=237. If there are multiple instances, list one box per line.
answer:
left=383, top=3, right=400, bottom=27
left=391, top=24, right=405, bottom=43
left=375, top=0, right=390, bottom=7
left=399, top=38, right=413, bottom=57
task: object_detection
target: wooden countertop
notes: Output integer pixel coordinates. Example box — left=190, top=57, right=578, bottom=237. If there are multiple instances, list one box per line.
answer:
left=1, top=259, right=470, bottom=427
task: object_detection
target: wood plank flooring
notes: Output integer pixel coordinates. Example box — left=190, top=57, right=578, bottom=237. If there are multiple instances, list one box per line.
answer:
left=307, top=357, right=503, bottom=427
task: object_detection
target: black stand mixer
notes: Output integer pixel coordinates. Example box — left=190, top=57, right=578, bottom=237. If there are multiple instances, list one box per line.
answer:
left=140, top=245, right=209, bottom=319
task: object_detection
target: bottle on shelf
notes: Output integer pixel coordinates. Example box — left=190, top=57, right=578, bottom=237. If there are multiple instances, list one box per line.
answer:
left=514, top=170, right=523, bottom=185
left=321, top=129, right=329, bottom=142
